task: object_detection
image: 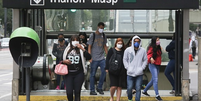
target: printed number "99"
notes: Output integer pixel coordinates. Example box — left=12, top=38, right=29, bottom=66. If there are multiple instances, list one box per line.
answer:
left=68, top=56, right=80, bottom=64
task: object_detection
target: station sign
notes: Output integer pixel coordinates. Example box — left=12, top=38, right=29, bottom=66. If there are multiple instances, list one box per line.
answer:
left=3, top=0, right=199, bottom=9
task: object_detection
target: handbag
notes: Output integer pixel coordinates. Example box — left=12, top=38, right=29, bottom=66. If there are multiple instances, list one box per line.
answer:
left=54, top=62, right=68, bottom=75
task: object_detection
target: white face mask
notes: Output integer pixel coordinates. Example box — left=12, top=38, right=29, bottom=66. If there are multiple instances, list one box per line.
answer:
left=98, top=29, right=104, bottom=33
left=116, top=44, right=123, bottom=49
left=72, top=41, right=79, bottom=47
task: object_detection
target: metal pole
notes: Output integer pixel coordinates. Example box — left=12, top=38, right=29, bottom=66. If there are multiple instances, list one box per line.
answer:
left=198, top=37, right=201, bottom=100
left=26, top=67, right=30, bottom=101
left=175, top=10, right=182, bottom=96
left=4, top=8, right=7, bottom=37
left=182, top=9, right=190, bottom=100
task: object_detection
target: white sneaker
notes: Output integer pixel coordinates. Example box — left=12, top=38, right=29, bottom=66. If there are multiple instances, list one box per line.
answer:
left=169, top=90, right=175, bottom=94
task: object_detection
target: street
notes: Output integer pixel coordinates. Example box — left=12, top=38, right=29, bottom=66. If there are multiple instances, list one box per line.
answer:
left=0, top=48, right=12, bottom=101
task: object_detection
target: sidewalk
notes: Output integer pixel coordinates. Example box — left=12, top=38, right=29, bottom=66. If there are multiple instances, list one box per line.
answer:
left=189, top=55, right=199, bottom=100
left=18, top=55, right=199, bottom=101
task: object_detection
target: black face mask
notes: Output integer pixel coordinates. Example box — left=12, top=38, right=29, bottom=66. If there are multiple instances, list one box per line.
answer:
left=58, top=38, right=64, bottom=42
left=80, top=38, right=84, bottom=43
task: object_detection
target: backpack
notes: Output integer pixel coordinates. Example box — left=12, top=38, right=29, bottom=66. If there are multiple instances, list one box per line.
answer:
left=109, top=48, right=122, bottom=75
left=192, top=40, right=196, bottom=48
left=91, top=32, right=105, bottom=47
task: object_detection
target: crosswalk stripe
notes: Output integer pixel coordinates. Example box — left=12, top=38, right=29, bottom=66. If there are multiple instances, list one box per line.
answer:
left=3, top=82, right=12, bottom=85
left=0, top=72, right=12, bottom=77
left=0, top=93, right=11, bottom=99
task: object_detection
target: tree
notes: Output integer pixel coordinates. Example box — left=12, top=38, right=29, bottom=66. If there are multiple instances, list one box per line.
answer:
left=50, top=9, right=81, bottom=31
left=92, top=10, right=109, bottom=30
left=200, top=0, right=201, bottom=6
left=189, top=23, right=197, bottom=31
left=0, top=0, right=12, bottom=36
left=81, top=10, right=92, bottom=30
left=67, top=10, right=81, bottom=31
left=168, top=10, right=174, bottom=31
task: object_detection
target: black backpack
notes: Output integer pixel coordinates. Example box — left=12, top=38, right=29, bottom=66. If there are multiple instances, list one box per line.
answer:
left=192, top=40, right=196, bottom=48
left=109, top=48, right=122, bottom=75
left=91, top=32, right=105, bottom=47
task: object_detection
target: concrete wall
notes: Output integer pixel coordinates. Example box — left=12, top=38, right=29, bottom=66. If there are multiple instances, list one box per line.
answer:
left=190, top=10, right=201, bottom=23
left=152, top=19, right=175, bottom=32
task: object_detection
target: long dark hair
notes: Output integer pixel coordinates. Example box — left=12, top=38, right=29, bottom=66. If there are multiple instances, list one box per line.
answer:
left=67, top=35, right=80, bottom=55
left=148, top=36, right=161, bottom=59
left=79, top=32, right=87, bottom=44
left=125, top=35, right=134, bottom=48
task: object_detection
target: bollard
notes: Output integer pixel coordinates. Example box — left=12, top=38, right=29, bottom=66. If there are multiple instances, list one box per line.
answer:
left=189, top=54, right=193, bottom=61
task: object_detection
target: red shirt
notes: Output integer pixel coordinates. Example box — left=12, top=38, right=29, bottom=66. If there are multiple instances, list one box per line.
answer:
left=147, top=47, right=162, bottom=65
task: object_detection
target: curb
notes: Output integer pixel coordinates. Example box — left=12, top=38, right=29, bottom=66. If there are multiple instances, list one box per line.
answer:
left=19, top=95, right=182, bottom=101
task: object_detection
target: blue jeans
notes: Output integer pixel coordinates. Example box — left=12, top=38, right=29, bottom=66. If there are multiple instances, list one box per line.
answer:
left=164, top=59, right=175, bottom=90
left=90, top=59, right=106, bottom=91
left=127, top=75, right=143, bottom=101
left=143, top=64, right=159, bottom=95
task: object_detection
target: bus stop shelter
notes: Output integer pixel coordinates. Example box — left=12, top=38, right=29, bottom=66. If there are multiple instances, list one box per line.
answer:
left=3, top=0, right=199, bottom=101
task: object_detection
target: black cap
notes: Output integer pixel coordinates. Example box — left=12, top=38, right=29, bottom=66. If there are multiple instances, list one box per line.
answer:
left=58, top=38, right=65, bottom=42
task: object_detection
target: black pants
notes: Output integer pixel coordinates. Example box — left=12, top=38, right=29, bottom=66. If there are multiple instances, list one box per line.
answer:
left=65, top=72, right=84, bottom=101
left=192, top=47, right=196, bottom=58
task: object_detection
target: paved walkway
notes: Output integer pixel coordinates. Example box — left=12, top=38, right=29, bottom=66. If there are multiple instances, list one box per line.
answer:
left=189, top=55, right=199, bottom=100
left=19, top=54, right=199, bottom=101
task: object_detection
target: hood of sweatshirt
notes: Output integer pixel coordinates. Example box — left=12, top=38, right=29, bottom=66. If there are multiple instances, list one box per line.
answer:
left=191, top=35, right=195, bottom=41
left=131, top=35, right=142, bottom=52
left=123, top=35, right=147, bottom=77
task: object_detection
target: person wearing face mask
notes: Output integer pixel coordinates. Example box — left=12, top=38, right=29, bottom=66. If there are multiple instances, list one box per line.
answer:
left=52, top=38, right=67, bottom=90
left=123, top=35, right=147, bottom=101
left=142, top=36, right=163, bottom=101
left=79, top=32, right=88, bottom=51
left=125, top=35, right=137, bottom=95
left=87, top=22, right=108, bottom=95
left=62, top=35, right=91, bottom=101
left=105, top=38, right=126, bottom=101
left=79, top=32, right=89, bottom=90
left=57, top=33, right=68, bottom=46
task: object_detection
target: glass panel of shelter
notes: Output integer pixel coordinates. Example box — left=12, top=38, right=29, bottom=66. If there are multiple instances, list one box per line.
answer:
left=45, top=9, right=175, bottom=32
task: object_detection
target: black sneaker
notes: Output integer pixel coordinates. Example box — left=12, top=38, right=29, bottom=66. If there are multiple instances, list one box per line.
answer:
left=96, top=89, right=104, bottom=95
left=155, top=95, right=163, bottom=101
left=90, top=91, right=97, bottom=95
left=142, top=91, right=150, bottom=96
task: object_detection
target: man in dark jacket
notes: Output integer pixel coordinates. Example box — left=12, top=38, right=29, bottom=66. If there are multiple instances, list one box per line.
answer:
left=164, top=37, right=175, bottom=94
left=57, top=33, right=68, bottom=46
left=52, top=37, right=67, bottom=90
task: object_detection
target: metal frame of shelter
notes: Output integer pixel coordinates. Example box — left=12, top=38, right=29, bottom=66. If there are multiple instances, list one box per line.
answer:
left=3, top=0, right=199, bottom=100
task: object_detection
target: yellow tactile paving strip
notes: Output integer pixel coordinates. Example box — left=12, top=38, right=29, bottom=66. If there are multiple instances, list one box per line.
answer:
left=19, top=95, right=182, bottom=101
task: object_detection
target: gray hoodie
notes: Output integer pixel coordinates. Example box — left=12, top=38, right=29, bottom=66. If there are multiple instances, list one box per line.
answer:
left=123, top=35, right=147, bottom=77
